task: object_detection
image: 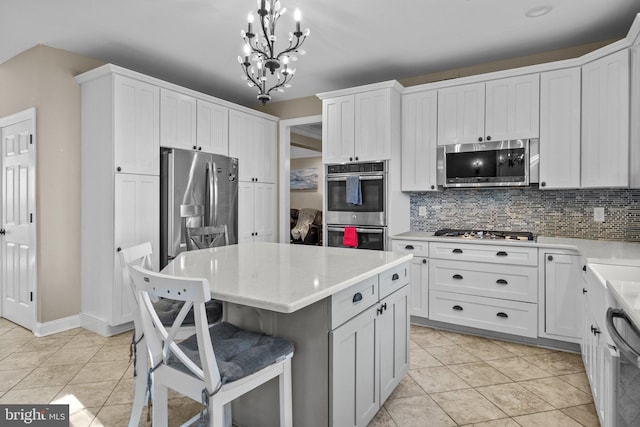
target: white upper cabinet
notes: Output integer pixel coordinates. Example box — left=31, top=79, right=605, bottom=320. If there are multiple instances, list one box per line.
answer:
left=354, top=89, right=393, bottom=162
left=160, top=88, right=197, bottom=151
left=321, top=82, right=402, bottom=163
left=581, top=49, right=630, bottom=188
left=114, top=75, right=160, bottom=175
left=485, top=74, right=540, bottom=141
left=401, top=90, right=438, bottom=191
left=229, top=109, right=277, bottom=183
left=196, top=99, right=229, bottom=156
left=322, top=94, right=356, bottom=163
left=539, top=68, right=581, bottom=189
left=437, top=82, right=485, bottom=145
left=437, top=75, right=539, bottom=146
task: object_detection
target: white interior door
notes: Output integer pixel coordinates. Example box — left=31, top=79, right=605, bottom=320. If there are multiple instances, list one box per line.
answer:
left=1, top=108, right=36, bottom=330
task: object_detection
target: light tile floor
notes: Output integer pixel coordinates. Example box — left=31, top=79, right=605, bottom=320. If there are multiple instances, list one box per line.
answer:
left=0, top=318, right=599, bottom=426
left=369, top=325, right=600, bottom=427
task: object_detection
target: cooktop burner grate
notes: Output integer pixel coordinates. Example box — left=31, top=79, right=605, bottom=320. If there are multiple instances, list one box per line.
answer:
left=434, top=229, right=535, bottom=241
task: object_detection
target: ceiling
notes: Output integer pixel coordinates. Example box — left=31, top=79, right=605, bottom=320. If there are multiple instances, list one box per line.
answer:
left=2, top=1, right=639, bottom=108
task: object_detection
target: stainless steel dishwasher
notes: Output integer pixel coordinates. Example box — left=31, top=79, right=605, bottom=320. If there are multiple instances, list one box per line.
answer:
left=606, top=307, right=640, bottom=427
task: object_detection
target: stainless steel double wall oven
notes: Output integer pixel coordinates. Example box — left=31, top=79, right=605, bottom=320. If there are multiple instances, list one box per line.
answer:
left=325, top=161, right=387, bottom=250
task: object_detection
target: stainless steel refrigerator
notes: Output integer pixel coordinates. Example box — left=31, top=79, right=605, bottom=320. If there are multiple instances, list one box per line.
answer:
left=160, top=148, right=238, bottom=268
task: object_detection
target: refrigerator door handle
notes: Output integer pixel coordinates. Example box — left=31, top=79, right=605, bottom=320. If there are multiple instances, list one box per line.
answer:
left=206, top=161, right=218, bottom=226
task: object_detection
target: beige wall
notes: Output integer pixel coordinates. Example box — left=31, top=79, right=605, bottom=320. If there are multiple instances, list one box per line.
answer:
left=0, top=45, right=103, bottom=323
left=290, top=156, right=324, bottom=211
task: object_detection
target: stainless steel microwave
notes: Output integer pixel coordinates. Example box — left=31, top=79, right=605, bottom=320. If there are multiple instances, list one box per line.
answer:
left=441, top=139, right=538, bottom=188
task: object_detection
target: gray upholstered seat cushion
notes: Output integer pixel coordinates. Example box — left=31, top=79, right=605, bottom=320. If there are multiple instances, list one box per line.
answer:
left=168, top=322, right=294, bottom=384
left=153, top=299, right=223, bottom=326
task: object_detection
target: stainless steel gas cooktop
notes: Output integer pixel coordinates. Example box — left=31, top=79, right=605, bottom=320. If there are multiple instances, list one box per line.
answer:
left=434, top=229, right=535, bottom=241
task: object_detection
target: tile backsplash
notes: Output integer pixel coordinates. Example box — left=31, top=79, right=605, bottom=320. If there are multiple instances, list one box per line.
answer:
left=410, top=187, right=640, bottom=241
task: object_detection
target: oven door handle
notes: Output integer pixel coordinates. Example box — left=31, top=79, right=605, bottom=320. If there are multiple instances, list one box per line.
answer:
left=327, top=175, right=384, bottom=182
left=606, top=307, right=640, bottom=367
left=327, top=227, right=384, bottom=234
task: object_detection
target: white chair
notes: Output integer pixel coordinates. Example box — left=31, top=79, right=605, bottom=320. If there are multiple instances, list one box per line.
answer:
left=118, top=242, right=223, bottom=427
left=185, top=224, right=229, bottom=250
left=118, top=242, right=154, bottom=427
left=128, top=264, right=294, bottom=427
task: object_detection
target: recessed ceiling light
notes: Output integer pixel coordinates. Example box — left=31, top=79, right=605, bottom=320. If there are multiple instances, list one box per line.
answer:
left=525, top=5, right=552, bottom=18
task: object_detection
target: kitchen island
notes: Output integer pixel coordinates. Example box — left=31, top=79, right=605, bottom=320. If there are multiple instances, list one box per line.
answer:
left=163, top=242, right=413, bottom=427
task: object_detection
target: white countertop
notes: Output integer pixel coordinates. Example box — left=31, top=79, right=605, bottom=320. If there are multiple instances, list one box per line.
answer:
left=161, top=242, right=412, bottom=314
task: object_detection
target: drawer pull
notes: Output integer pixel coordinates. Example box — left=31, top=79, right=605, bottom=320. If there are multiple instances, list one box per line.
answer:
left=496, top=312, right=509, bottom=319
left=405, top=245, right=415, bottom=250
left=452, top=248, right=463, bottom=254
left=496, top=279, right=508, bottom=285
left=352, top=292, right=363, bottom=303
left=452, top=305, right=463, bottom=311
left=392, top=273, right=400, bottom=281
left=583, top=288, right=588, bottom=294
left=452, top=274, right=463, bottom=280
left=496, top=251, right=508, bottom=257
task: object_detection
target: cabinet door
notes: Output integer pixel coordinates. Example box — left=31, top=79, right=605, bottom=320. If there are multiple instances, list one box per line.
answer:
left=485, top=74, right=540, bottom=141
left=379, top=285, right=410, bottom=404
left=408, top=257, right=429, bottom=318
left=539, top=68, right=581, bottom=189
left=544, top=253, right=582, bottom=340
left=354, top=89, right=391, bottom=161
left=581, top=49, right=630, bottom=188
left=437, top=82, right=485, bottom=145
left=253, top=183, right=275, bottom=242
left=237, top=181, right=255, bottom=244
left=253, top=119, right=277, bottom=183
left=160, top=89, right=197, bottom=151
left=229, top=110, right=256, bottom=182
left=330, top=305, right=379, bottom=427
left=114, top=76, right=160, bottom=175
left=323, top=95, right=355, bottom=163
left=113, top=174, right=159, bottom=324
left=196, top=99, right=228, bottom=155
left=402, top=91, right=438, bottom=191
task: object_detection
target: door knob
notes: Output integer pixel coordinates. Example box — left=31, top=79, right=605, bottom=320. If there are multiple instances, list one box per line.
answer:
left=0, top=229, right=5, bottom=235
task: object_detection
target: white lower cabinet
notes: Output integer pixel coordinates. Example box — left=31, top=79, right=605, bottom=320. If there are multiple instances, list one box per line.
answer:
left=238, top=182, right=275, bottom=243
left=113, top=174, right=159, bottom=324
left=430, top=290, right=537, bottom=338
left=391, top=239, right=429, bottom=318
left=330, top=267, right=409, bottom=427
left=542, top=252, right=582, bottom=342
left=582, top=304, right=618, bottom=427
left=427, top=242, right=538, bottom=338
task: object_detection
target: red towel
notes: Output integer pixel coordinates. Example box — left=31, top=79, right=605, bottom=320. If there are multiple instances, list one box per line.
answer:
left=343, top=227, right=358, bottom=248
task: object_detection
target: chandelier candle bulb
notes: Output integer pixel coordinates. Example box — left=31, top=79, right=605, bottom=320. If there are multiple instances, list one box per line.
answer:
left=294, top=9, right=301, bottom=34
left=247, top=13, right=254, bottom=35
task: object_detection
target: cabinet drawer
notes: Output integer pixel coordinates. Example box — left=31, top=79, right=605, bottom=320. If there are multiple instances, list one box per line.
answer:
left=379, top=262, right=410, bottom=299
left=430, top=259, right=537, bottom=303
left=429, top=290, right=537, bottom=338
left=429, top=242, right=538, bottom=266
left=391, top=240, right=429, bottom=257
left=331, top=276, right=378, bottom=329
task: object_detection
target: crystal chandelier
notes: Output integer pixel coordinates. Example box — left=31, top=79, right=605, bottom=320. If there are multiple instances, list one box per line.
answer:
left=238, top=0, right=310, bottom=104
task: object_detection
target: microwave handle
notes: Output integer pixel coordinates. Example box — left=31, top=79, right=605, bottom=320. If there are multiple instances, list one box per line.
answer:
left=327, top=175, right=384, bottom=182
left=327, top=227, right=384, bottom=234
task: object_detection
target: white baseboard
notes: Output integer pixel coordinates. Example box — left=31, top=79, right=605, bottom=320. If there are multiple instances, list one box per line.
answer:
left=79, top=313, right=134, bottom=337
left=33, top=315, right=82, bottom=337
